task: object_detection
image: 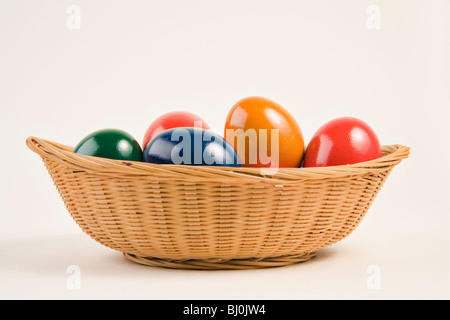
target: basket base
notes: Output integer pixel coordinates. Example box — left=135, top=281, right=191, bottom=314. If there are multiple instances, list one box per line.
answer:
left=123, top=252, right=317, bottom=270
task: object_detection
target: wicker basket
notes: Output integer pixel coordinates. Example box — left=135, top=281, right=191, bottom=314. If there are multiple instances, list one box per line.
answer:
left=26, top=136, right=409, bottom=270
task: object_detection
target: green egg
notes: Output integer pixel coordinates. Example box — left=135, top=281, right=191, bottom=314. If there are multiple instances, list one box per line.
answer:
left=73, top=129, right=143, bottom=161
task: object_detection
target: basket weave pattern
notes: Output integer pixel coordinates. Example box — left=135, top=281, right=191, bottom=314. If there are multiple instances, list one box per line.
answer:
left=27, top=137, right=409, bottom=269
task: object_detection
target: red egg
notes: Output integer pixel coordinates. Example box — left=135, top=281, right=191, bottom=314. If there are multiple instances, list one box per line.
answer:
left=143, top=111, right=210, bottom=150
left=303, top=117, right=382, bottom=167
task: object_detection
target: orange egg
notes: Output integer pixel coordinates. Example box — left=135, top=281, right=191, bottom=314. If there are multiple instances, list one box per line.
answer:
left=224, top=96, right=305, bottom=168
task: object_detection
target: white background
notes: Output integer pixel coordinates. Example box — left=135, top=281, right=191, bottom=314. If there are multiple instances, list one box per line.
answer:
left=1, top=0, right=449, bottom=299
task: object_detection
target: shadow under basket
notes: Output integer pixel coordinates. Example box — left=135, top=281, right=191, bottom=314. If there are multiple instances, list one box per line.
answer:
left=26, top=137, right=410, bottom=270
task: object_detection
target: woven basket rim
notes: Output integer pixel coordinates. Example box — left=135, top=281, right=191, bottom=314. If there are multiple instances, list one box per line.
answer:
left=26, top=136, right=410, bottom=183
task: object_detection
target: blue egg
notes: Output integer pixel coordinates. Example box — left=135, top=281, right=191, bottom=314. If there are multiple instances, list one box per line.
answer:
left=143, top=127, right=241, bottom=167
